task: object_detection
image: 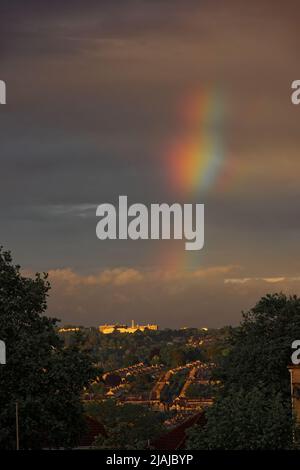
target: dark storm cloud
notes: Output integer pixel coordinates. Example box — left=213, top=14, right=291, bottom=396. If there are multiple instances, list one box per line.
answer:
left=1, top=0, right=199, bottom=60
left=1, top=0, right=300, bottom=326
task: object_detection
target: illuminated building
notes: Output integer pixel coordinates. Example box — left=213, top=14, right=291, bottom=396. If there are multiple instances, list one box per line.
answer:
left=58, top=327, right=81, bottom=333
left=99, top=320, right=158, bottom=334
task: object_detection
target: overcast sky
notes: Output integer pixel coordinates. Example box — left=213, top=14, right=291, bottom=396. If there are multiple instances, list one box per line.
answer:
left=1, top=0, right=300, bottom=328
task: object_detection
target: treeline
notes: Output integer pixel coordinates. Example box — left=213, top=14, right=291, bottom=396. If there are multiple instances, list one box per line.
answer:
left=59, top=327, right=227, bottom=371
left=187, top=293, right=300, bottom=450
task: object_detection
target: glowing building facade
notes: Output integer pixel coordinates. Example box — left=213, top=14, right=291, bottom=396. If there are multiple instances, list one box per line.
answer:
left=99, top=320, right=158, bottom=334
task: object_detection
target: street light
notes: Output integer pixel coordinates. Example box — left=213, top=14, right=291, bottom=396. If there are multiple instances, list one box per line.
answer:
left=0, top=341, right=18, bottom=449
left=0, top=340, right=5, bottom=365
left=16, top=402, right=19, bottom=451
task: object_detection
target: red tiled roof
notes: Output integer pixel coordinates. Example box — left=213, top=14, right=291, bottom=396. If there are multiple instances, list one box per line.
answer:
left=152, top=412, right=206, bottom=450
left=78, top=416, right=107, bottom=448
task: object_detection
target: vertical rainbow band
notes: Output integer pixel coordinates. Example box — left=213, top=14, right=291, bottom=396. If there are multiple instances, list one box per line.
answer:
left=160, top=87, right=226, bottom=270
left=167, top=88, right=225, bottom=197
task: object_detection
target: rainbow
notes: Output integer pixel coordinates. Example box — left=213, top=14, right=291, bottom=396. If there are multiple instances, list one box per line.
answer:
left=159, top=87, right=227, bottom=270
left=166, top=87, right=226, bottom=196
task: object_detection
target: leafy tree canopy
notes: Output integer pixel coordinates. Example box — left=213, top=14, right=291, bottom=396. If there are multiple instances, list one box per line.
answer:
left=187, top=293, right=300, bottom=450
left=219, top=293, right=300, bottom=396
left=0, top=248, right=96, bottom=449
left=187, top=385, right=293, bottom=450
left=86, top=399, right=164, bottom=449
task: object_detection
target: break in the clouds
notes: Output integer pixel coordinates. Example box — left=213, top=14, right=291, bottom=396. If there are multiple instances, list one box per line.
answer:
left=40, top=266, right=300, bottom=328
left=1, top=0, right=300, bottom=326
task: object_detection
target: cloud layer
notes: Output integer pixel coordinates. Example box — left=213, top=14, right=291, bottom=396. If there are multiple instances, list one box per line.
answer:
left=2, top=0, right=300, bottom=326
left=35, top=265, right=300, bottom=328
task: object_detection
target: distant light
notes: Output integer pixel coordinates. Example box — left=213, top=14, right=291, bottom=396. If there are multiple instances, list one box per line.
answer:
left=58, top=327, right=80, bottom=333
